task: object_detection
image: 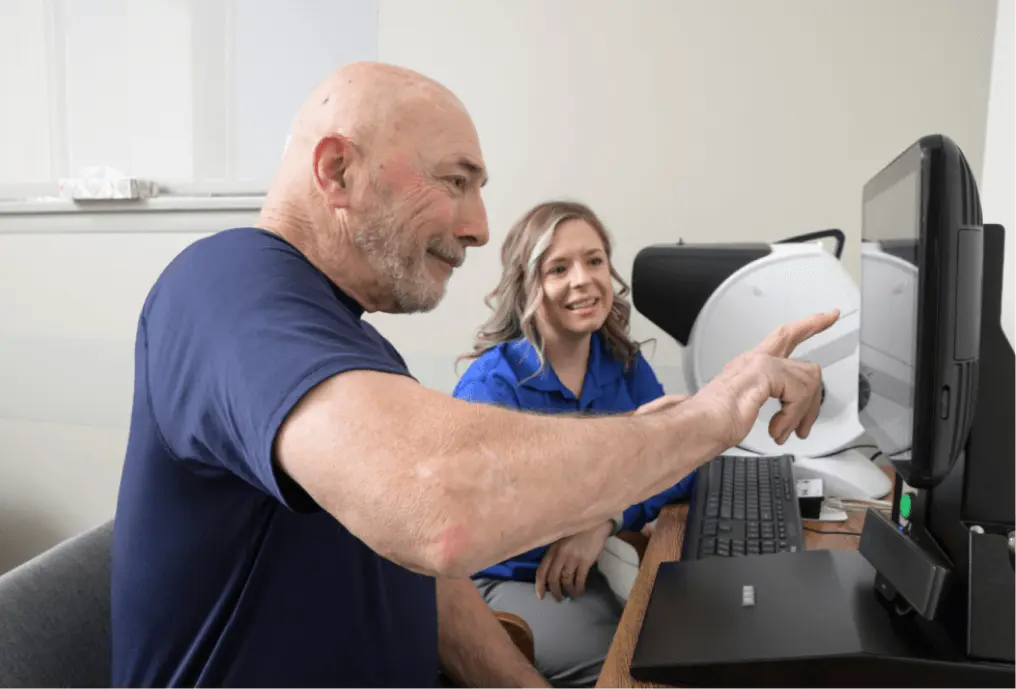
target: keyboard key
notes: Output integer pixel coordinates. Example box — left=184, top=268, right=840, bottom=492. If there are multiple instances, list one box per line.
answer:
left=688, top=454, right=803, bottom=562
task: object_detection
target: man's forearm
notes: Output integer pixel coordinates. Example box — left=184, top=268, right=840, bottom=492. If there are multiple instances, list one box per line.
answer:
left=425, top=393, right=727, bottom=576
left=278, top=372, right=728, bottom=578
left=437, top=578, right=549, bottom=688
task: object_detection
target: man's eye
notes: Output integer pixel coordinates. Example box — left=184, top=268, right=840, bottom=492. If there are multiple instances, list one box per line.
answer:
left=449, top=176, right=467, bottom=191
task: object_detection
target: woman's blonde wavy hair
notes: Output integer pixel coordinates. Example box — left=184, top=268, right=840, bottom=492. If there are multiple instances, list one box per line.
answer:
left=461, top=200, right=642, bottom=372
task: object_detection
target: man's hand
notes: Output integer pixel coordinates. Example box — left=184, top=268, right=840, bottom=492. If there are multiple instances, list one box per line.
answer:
left=693, top=310, right=839, bottom=448
left=535, top=520, right=614, bottom=602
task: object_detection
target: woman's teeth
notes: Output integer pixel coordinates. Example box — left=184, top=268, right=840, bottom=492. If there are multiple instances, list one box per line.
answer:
left=567, top=298, right=597, bottom=310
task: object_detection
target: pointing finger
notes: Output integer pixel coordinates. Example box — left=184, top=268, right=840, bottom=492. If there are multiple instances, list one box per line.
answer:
left=754, top=310, right=839, bottom=358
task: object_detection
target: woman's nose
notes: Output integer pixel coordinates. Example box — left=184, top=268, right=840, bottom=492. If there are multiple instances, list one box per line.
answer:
left=570, top=264, right=591, bottom=287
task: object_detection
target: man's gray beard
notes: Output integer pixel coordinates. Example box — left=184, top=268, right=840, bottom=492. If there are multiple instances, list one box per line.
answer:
left=353, top=217, right=447, bottom=314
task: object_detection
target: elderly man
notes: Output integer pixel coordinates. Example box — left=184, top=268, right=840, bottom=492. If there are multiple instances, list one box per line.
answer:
left=111, top=62, right=833, bottom=687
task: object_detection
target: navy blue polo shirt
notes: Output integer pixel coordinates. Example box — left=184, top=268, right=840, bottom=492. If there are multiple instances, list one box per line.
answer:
left=452, top=334, right=695, bottom=582
left=111, top=228, right=437, bottom=687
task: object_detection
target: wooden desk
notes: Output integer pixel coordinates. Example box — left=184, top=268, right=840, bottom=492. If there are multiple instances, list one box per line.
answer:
left=597, top=484, right=888, bottom=688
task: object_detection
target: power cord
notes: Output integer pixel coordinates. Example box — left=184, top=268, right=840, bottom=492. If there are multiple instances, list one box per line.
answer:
left=734, top=444, right=883, bottom=459
left=804, top=525, right=862, bottom=537
left=813, top=443, right=880, bottom=458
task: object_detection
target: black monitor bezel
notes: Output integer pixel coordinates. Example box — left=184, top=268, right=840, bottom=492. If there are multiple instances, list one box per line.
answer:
left=860, top=134, right=981, bottom=490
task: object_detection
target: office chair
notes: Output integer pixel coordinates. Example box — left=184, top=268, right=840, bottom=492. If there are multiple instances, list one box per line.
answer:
left=0, top=520, right=113, bottom=688
left=0, top=519, right=543, bottom=684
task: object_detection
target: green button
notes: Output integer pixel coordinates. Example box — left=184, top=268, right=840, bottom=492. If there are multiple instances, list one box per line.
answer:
left=901, top=493, right=912, bottom=519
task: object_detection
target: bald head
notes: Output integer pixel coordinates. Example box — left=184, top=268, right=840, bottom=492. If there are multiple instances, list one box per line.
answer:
left=284, top=62, right=468, bottom=164
left=260, top=61, right=489, bottom=314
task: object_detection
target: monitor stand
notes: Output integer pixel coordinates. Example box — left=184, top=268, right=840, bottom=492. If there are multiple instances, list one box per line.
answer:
left=630, top=549, right=1012, bottom=687
left=629, top=225, right=1014, bottom=688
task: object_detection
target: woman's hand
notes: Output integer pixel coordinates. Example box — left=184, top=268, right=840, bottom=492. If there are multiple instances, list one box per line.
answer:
left=534, top=520, right=614, bottom=602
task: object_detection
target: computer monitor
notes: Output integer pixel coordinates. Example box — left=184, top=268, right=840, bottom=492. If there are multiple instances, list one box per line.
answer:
left=856, top=134, right=1013, bottom=668
left=629, top=134, right=1013, bottom=686
left=858, top=134, right=983, bottom=490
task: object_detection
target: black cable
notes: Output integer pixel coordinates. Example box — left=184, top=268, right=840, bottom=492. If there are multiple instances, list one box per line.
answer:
left=813, top=443, right=879, bottom=458
left=733, top=444, right=880, bottom=458
left=804, top=528, right=861, bottom=540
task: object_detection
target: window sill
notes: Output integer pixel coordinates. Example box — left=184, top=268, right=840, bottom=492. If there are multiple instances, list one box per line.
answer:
left=0, top=195, right=264, bottom=234
left=0, top=195, right=263, bottom=216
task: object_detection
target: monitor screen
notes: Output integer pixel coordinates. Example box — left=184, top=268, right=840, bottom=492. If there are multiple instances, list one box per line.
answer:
left=858, top=148, right=922, bottom=463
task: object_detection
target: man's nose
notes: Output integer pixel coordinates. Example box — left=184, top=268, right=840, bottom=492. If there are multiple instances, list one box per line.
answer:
left=454, top=196, right=489, bottom=248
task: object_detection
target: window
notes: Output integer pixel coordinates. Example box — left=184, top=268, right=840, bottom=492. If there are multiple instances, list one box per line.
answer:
left=0, top=0, right=378, bottom=199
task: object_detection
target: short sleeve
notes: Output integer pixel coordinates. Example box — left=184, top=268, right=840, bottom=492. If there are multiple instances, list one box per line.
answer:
left=629, top=352, right=666, bottom=407
left=142, top=230, right=411, bottom=512
left=452, top=367, right=521, bottom=410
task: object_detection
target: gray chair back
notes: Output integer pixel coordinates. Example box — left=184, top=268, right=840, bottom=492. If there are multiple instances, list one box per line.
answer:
left=0, top=520, right=113, bottom=688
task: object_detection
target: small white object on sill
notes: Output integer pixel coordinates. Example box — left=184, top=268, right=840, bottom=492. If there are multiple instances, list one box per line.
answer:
left=58, top=166, right=159, bottom=201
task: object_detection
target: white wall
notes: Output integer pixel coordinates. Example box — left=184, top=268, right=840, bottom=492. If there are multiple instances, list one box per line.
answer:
left=0, top=202, right=259, bottom=574
left=0, top=0, right=376, bottom=573
left=0, top=0, right=1001, bottom=571
left=981, top=0, right=1014, bottom=345
left=373, top=0, right=997, bottom=396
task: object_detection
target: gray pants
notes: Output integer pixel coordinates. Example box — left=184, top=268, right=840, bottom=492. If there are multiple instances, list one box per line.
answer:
left=474, top=568, right=624, bottom=687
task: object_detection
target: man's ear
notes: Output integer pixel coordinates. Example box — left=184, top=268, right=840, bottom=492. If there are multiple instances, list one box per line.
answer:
left=312, top=134, right=357, bottom=209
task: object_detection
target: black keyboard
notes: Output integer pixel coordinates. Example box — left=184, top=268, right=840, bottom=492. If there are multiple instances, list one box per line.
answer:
left=681, top=454, right=805, bottom=560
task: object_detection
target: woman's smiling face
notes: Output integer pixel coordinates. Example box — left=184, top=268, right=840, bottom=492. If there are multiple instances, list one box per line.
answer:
left=535, top=219, right=614, bottom=340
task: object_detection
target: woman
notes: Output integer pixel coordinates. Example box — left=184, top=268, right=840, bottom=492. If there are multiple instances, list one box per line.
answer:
left=452, top=200, right=695, bottom=687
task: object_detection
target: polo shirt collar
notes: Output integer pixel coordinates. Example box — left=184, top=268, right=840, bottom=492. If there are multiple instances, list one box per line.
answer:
left=508, top=331, right=625, bottom=400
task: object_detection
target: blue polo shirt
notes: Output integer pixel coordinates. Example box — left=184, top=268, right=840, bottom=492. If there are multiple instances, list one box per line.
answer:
left=111, top=228, right=437, bottom=687
left=452, top=334, right=695, bottom=581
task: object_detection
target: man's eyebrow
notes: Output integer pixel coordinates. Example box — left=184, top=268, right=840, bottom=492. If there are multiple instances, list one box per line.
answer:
left=456, top=157, right=489, bottom=187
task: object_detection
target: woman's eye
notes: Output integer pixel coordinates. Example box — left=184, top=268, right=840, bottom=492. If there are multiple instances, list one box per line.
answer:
left=590, top=257, right=604, bottom=266
left=549, top=265, right=566, bottom=275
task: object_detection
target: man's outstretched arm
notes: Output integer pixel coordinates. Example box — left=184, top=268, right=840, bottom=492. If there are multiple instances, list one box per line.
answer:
left=275, top=312, right=836, bottom=578
left=276, top=372, right=716, bottom=577
left=436, top=578, right=549, bottom=688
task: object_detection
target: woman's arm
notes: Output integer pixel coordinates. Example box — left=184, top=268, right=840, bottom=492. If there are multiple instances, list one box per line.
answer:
left=617, top=354, right=697, bottom=532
